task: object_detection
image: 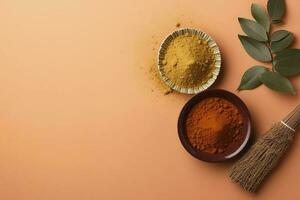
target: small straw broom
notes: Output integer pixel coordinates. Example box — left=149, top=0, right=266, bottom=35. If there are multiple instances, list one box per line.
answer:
left=229, top=104, right=300, bottom=192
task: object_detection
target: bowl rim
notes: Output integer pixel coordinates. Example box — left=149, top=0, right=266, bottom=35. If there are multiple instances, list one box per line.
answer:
left=157, top=28, right=222, bottom=94
left=177, top=89, right=252, bottom=162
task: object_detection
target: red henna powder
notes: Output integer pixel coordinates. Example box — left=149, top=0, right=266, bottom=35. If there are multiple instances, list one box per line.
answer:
left=185, top=97, right=245, bottom=154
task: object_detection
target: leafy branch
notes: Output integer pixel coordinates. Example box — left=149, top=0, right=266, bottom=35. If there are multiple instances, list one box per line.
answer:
left=237, top=0, right=300, bottom=95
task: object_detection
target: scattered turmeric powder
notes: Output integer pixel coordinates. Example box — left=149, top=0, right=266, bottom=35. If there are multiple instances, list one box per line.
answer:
left=149, top=63, right=173, bottom=95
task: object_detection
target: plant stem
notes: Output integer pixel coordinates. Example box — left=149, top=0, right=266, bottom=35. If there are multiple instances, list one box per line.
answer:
left=267, top=32, right=275, bottom=71
left=270, top=50, right=274, bottom=72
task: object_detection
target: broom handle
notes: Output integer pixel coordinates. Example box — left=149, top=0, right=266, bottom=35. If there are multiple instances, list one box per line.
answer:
left=282, top=104, right=300, bottom=131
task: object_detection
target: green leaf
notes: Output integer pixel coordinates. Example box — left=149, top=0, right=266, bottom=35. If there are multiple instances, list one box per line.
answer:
left=251, top=4, right=270, bottom=32
left=275, top=48, right=300, bottom=60
left=260, top=71, right=295, bottom=94
left=271, top=32, right=294, bottom=52
left=238, top=66, right=267, bottom=90
left=272, top=20, right=282, bottom=24
left=267, top=0, right=286, bottom=23
left=271, top=30, right=290, bottom=42
left=238, top=18, right=268, bottom=41
left=275, top=57, right=300, bottom=77
left=238, top=35, right=272, bottom=62
left=274, top=48, right=300, bottom=69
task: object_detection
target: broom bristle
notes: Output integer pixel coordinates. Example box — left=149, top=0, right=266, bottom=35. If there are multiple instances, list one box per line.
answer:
left=229, top=122, right=295, bottom=192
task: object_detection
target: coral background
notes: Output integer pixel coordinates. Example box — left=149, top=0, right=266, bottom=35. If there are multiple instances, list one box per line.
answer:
left=0, top=0, right=300, bottom=199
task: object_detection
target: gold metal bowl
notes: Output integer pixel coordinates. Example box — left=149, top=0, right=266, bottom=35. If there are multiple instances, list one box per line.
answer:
left=157, top=28, right=221, bottom=94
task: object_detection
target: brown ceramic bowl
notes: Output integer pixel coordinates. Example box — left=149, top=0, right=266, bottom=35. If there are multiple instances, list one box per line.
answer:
left=178, top=89, right=252, bottom=162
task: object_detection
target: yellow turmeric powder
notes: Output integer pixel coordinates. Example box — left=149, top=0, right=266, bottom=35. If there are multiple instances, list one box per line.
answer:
left=162, top=33, right=215, bottom=88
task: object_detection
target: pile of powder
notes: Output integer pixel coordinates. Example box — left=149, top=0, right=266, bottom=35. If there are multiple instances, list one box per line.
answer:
left=162, top=33, right=215, bottom=89
left=185, top=97, right=245, bottom=154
